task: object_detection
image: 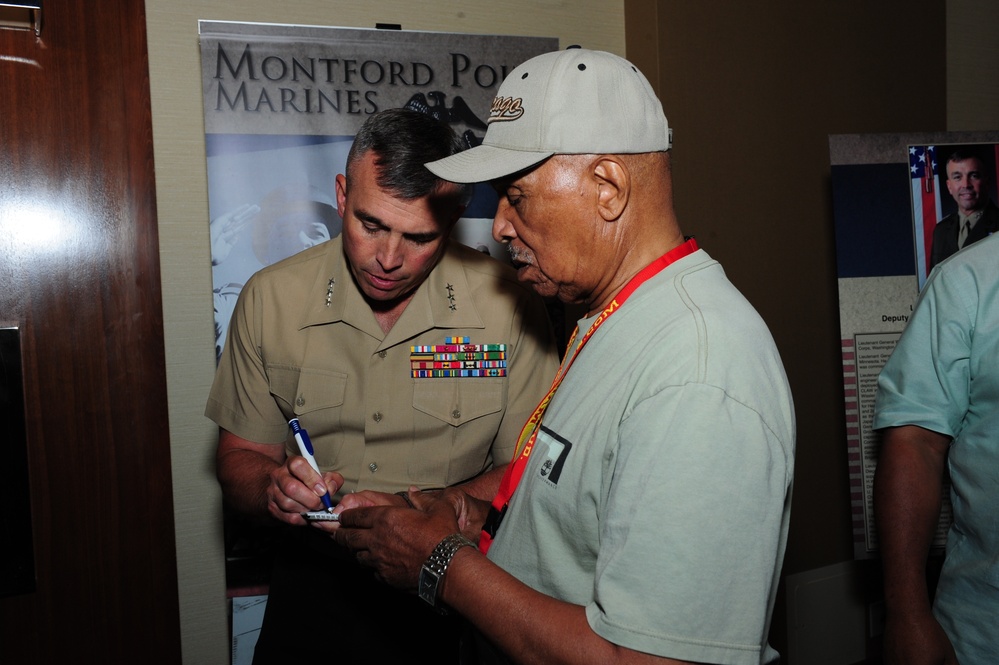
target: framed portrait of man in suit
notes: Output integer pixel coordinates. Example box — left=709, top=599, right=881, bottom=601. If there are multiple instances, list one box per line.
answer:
left=909, top=142, right=999, bottom=289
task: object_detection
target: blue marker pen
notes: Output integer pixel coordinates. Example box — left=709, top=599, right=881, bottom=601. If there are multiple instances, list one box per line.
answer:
left=289, top=418, right=335, bottom=513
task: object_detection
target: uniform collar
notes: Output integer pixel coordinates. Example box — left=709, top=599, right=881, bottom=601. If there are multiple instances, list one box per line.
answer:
left=299, top=236, right=485, bottom=345
left=959, top=207, right=985, bottom=229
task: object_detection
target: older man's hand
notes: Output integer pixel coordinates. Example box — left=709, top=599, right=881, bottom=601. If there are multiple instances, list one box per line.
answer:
left=330, top=488, right=481, bottom=590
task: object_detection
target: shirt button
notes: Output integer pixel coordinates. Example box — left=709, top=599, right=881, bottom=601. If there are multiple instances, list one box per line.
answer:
left=373, top=412, right=382, bottom=422
left=369, top=463, right=378, bottom=473
left=451, top=409, right=461, bottom=420
left=296, top=396, right=305, bottom=407
left=378, top=350, right=387, bottom=358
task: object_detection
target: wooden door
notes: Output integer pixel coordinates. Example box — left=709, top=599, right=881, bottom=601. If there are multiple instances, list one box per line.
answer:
left=0, top=0, right=182, bottom=661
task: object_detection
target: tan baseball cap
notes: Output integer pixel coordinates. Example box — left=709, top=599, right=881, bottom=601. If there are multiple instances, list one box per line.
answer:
left=425, top=47, right=671, bottom=184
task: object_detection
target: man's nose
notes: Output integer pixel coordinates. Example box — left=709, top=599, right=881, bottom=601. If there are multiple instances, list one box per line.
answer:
left=377, top=236, right=405, bottom=270
left=492, top=199, right=516, bottom=244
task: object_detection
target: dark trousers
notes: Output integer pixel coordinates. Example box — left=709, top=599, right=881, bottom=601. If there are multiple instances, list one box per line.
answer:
left=251, top=528, right=465, bottom=664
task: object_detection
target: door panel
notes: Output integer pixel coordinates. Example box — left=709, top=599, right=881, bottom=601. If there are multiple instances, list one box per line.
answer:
left=0, top=0, right=182, bottom=661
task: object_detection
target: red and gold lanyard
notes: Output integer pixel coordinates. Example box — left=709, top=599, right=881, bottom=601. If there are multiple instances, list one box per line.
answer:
left=479, top=238, right=699, bottom=553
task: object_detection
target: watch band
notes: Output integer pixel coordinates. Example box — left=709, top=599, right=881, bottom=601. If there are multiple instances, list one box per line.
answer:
left=418, top=532, right=475, bottom=611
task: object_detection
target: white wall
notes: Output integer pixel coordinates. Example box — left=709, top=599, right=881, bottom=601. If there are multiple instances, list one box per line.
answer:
left=143, top=2, right=624, bottom=662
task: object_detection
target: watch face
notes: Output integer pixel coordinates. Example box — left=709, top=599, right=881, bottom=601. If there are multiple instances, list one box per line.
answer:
left=419, top=567, right=439, bottom=606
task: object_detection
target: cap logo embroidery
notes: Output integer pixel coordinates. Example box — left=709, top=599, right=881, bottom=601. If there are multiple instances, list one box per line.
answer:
left=488, top=96, right=524, bottom=123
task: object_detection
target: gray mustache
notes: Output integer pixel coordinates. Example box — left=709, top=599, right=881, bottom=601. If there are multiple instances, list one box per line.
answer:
left=507, top=245, right=533, bottom=265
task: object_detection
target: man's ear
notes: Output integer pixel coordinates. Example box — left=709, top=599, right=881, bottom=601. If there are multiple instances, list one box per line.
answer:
left=334, top=173, right=347, bottom=218
left=592, top=157, right=629, bottom=222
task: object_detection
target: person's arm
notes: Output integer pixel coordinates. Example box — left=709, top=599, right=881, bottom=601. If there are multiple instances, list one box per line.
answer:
left=334, top=493, right=694, bottom=665
left=216, top=428, right=341, bottom=526
left=455, top=463, right=506, bottom=501
left=327, top=464, right=505, bottom=538
left=873, top=425, right=958, bottom=665
left=441, top=546, right=694, bottom=665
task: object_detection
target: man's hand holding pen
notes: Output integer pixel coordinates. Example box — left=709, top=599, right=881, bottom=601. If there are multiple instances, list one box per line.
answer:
left=258, top=418, right=344, bottom=526
left=265, top=454, right=344, bottom=526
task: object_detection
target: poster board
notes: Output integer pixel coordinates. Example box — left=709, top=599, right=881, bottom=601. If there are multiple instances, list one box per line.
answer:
left=199, top=21, right=558, bottom=360
left=830, top=130, right=999, bottom=558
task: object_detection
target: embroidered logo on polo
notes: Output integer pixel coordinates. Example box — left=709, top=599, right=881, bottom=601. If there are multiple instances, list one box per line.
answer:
left=410, top=336, right=507, bottom=378
left=536, top=426, right=572, bottom=486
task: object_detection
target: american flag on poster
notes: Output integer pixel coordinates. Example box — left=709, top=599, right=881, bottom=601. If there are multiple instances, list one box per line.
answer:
left=910, top=145, right=942, bottom=286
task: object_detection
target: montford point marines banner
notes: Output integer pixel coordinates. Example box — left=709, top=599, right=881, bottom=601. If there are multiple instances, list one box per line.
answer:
left=200, top=21, right=555, bottom=135
left=199, top=21, right=557, bottom=360
left=829, top=130, right=999, bottom=559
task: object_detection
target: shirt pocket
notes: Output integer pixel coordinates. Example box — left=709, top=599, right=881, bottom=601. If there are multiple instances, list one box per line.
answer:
left=412, top=378, right=504, bottom=426
left=411, top=378, right=505, bottom=484
left=267, top=364, right=348, bottom=466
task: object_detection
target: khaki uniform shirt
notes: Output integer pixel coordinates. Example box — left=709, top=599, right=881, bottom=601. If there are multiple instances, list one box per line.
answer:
left=206, top=236, right=559, bottom=496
